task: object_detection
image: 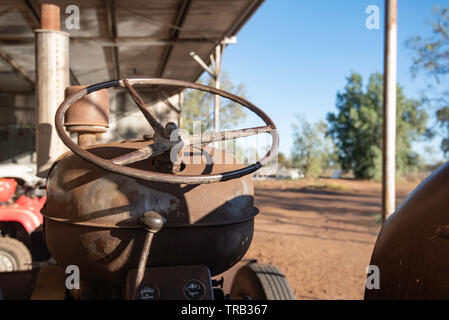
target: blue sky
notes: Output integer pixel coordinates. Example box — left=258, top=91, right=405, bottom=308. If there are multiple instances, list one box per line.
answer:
left=219, top=0, right=449, bottom=164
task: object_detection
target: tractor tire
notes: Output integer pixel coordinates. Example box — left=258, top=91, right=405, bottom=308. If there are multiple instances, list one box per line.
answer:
left=0, top=236, right=32, bottom=272
left=230, top=263, right=295, bottom=300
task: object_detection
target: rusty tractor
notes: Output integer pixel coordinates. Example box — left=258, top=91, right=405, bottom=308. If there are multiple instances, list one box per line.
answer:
left=0, top=78, right=295, bottom=300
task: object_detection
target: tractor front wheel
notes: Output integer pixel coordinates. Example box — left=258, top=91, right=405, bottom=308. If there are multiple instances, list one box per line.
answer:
left=230, top=263, right=295, bottom=300
left=0, top=236, right=32, bottom=272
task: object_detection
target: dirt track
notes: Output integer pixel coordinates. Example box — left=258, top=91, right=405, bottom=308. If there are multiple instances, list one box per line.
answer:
left=245, top=178, right=417, bottom=300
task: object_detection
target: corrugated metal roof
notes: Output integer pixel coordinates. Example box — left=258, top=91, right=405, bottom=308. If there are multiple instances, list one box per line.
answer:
left=0, top=0, right=264, bottom=93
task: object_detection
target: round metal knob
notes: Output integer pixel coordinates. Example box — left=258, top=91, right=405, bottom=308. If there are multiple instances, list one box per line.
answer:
left=141, top=211, right=166, bottom=233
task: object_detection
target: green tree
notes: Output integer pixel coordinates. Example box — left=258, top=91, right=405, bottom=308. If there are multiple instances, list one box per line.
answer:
left=181, top=71, right=247, bottom=133
left=407, top=6, right=449, bottom=155
left=327, top=72, right=428, bottom=180
left=291, top=118, right=336, bottom=178
left=277, top=152, right=287, bottom=167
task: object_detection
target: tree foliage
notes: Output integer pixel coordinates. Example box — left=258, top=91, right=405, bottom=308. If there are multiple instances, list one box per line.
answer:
left=291, top=118, right=337, bottom=178
left=407, top=6, right=449, bottom=155
left=326, top=72, right=428, bottom=180
left=181, top=71, right=247, bottom=134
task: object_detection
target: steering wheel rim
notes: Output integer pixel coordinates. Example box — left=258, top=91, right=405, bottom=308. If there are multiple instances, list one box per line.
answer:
left=55, top=78, right=279, bottom=185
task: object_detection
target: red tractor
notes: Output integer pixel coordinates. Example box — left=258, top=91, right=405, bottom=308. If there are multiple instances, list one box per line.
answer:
left=0, top=178, right=46, bottom=272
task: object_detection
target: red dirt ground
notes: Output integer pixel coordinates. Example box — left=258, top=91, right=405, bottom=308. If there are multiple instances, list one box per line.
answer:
left=245, top=178, right=419, bottom=300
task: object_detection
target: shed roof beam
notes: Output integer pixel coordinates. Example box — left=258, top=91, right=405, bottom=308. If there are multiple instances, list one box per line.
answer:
left=0, top=48, right=35, bottom=85
left=0, top=36, right=216, bottom=46
left=156, top=0, right=191, bottom=78
left=191, top=0, right=264, bottom=81
left=105, top=0, right=120, bottom=79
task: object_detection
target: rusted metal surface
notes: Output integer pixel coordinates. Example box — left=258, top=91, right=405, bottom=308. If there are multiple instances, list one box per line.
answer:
left=54, top=79, right=279, bottom=184
left=133, top=232, right=154, bottom=299
left=46, top=140, right=257, bottom=227
left=44, top=218, right=254, bottom=284
left=188, top=125, right=272, bottom=145
left=132, top=211, right=166, bottom=299
left=64, top=85, right=110, bottom=130
left=44, top=139, right=257, bottom=283
left=365, top=161, right=449, bottom=299
left=64, top=85, right=109, bottom=148
left=111, top=139, right=176, bottom=166
left=77, top=133, right=97, bottom=147
left=46, top=77, right=275, bottom=288
left=110, top=125, right=271, bottom=167
left=40, top=4, right=60, bottom=31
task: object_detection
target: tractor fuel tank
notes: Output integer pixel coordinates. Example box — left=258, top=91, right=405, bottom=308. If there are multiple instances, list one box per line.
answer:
left=43, top=139, right=257, bottom=284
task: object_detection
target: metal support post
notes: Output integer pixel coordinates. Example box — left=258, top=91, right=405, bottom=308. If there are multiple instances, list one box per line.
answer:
left=382, top=0, right=397, bottom=223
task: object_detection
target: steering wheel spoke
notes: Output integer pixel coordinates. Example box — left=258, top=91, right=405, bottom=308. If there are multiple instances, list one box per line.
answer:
left=111, top=140, right=175, bottom=166
left=123, top=80, right=165, bottom=136
left=187, top=125, right=273, bottom=146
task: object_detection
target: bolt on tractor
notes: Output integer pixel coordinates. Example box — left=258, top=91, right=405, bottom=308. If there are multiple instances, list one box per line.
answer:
left=0, top=78, right=295, bottom=300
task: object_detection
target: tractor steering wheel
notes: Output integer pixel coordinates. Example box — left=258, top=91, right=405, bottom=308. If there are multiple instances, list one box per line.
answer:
left=55, top=79, right=279, bottom=185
